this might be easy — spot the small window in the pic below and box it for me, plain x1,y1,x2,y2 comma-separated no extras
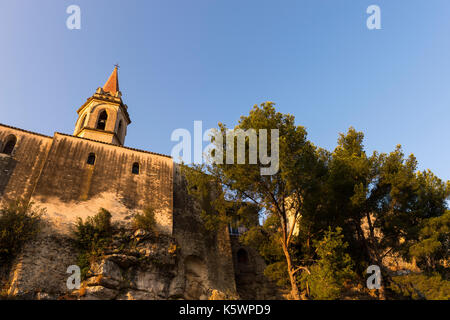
87,153,96,165
96,110,108,130
2,135,17,155
118,120,122,131
132,162,140,175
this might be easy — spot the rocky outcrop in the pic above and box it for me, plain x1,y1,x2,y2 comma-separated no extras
4,221,77,299
0,165,275,300
1,202,239,300
73,228,178,300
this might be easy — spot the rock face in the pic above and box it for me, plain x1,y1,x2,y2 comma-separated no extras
1,218,238,300
171,165,238,300
6,222,77,299
0,158,283,300
74,229,178,300
0,166,240,300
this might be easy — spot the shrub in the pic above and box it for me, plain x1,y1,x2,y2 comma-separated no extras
73,208,113,279
209,289,238,300
301,227,356,300
409,211,449,271
390,272,450,300
264,261,290,287
0,199,43,263
133,207,156,232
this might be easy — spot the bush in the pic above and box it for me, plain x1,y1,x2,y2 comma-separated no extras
73,208,113,279
390,272,450,300
409,211,449,271
133,207,156,232
209,289,238,300
264,261,290,287
301,227,356,300
0,200,42,263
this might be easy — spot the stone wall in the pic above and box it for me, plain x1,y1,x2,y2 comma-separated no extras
171,165,237,299
30,133,173,235
6,222,77,299
0,125,53,201
0,125,173,235
0,125,240,300
1,166,238,300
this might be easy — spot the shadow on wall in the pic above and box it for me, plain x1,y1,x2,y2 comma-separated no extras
184,255,208,300
0,157,18,199
0,134,18,197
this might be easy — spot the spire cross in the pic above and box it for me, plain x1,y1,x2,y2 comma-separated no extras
114,63,120,69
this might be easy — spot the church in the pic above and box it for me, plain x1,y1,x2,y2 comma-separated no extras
0,66,173,234
0,67,276,299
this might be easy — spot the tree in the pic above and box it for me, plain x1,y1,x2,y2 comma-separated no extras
184,102,326,299
409,210,449,271
182,105,450,300
240,213,289,287
326,128,449,299
301,227,355,300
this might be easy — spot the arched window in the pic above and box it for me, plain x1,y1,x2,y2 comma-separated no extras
132,162,140,175
237,249,249,265
81,114,87,128
87,153,96,165
2,135,17,155
118,120,122,132
96,110,108,130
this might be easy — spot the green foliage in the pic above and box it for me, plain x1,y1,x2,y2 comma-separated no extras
301,227,356,300
0,200,42,263
409,211,449,271
182,103,450,299
240,214,284,264
390,272,450,300
133,207,156,232
264,262,290,287
181,164,233,231
73,208,113,279
322,127,450,277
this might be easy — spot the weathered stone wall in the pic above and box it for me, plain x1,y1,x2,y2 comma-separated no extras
2,165,238,300
0,125,240,300
171,164,237,299
30,133,173,235
0,125,53,201
230,236,285,300
6,222,77,299
0,125,173,235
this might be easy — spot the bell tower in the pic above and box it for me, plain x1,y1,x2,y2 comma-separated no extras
73,65,131,146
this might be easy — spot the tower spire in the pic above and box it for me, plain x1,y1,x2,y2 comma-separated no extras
74,65,130,146
103,65,119,95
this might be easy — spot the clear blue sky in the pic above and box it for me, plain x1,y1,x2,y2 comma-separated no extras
1,0,449,181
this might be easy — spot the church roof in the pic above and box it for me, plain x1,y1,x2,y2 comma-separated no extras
103,65,119,95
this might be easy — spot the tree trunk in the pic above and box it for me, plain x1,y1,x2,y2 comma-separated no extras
378,281,387,300
365,213,388,300
282,241,301,300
